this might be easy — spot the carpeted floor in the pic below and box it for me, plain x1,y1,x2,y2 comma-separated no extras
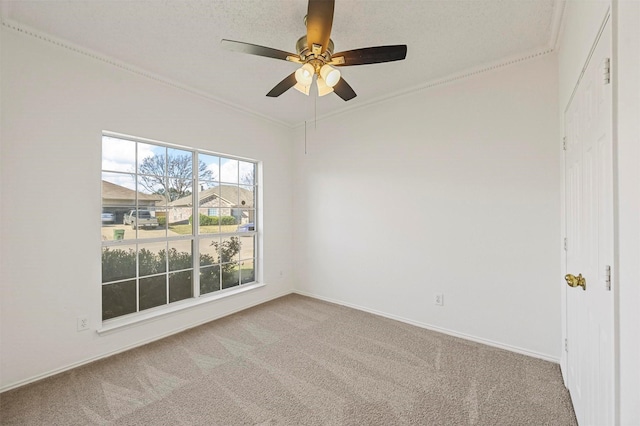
0,294,577,425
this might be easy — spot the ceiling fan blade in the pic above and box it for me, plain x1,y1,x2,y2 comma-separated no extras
332,45,407,66
306,0,335,53
333,78,357,101
266,72,298,97
221,39,297,62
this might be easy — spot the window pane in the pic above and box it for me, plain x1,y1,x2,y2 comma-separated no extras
102,211,135,242
236,209,255,231
166,176,193,204
220,158,239,184
219,184,239,206
200,237,220,266
139,275,167,311
166,187,194,235
102,137,135,172
102,280,136,320
169,271,192,302
199,154,219,182
102,172,137,203
167,147,192,179
240,259,255,284
138,242,167,277
199,180,218,191
102,245,136,283
221,262,239,289
155,207,168,232
239,161,255,185
198,185,220,234
131,206,166,240
239,185,255,208
137,175,165,205
239,235,255,261
169,240,192,271
138,143,166,176
219,236,240,264
200,265,221,295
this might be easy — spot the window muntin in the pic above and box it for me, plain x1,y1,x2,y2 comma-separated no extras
101,134,258,322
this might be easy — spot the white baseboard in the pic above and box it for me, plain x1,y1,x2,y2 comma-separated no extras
293,290,561,364
0,289,293,394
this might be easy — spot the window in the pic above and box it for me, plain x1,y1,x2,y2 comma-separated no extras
101,134,258,321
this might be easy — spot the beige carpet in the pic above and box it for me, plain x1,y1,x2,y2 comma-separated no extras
1,294,576,425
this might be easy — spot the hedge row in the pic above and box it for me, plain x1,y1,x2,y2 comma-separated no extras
189,214,237,226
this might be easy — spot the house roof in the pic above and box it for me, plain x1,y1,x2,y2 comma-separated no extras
168,185,254,208
102,180,164,202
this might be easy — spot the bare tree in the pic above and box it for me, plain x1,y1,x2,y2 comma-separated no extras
138,154,213,201
240,163,255,186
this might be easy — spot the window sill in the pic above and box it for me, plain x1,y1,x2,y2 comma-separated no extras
97,282,265,335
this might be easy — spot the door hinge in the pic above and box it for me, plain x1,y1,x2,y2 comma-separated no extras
605,265,611,291
603,58,611,85
563,237,568,251
565,338,568,352
563,137,567,151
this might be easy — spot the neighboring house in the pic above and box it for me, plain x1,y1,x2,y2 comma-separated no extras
168,185,254,225
101,180,164,223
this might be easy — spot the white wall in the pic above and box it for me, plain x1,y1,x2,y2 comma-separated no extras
0,28,294,390
293,54,561,360
557,2,640,423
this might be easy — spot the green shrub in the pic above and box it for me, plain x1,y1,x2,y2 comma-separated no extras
220,216,237,225
102,240,241,317
102,247,135,283
157,216,166,226
188,214,237,226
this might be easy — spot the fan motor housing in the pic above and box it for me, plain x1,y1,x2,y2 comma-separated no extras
296,36,334,63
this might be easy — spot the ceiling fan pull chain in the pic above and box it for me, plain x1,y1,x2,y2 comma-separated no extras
305,121,307,155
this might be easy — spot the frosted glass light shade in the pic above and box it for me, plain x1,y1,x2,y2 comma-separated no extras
320,64,341,87
295,63,315,86
317,76,334,97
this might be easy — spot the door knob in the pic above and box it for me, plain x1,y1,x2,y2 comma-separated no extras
565,273,586,290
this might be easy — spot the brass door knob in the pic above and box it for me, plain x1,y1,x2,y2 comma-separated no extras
565,273,586,290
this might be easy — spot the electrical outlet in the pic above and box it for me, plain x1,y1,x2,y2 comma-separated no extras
434,293,444,306
77,316,89,331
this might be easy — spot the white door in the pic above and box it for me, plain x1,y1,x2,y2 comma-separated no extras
564,17,615,426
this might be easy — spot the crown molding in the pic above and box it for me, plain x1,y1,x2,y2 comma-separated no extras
295,47,555,128
3,16,557,132
1,19,295,129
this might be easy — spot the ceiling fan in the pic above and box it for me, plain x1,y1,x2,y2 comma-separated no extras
221,0,407,101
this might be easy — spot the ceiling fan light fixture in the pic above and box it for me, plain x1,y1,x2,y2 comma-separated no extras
320,64,341,87
295,63,315,86
317,75,334,97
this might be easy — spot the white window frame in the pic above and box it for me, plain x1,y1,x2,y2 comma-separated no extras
99,131,261,332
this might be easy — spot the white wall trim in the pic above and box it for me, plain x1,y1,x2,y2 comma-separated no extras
0,19,294,130
294,290,561,364
293,47,555,128
1,17,556,132
0,289,293,394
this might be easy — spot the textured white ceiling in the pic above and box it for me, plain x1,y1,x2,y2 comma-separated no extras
2,0,561,126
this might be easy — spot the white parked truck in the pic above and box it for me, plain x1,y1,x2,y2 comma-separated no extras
123,210,159,229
